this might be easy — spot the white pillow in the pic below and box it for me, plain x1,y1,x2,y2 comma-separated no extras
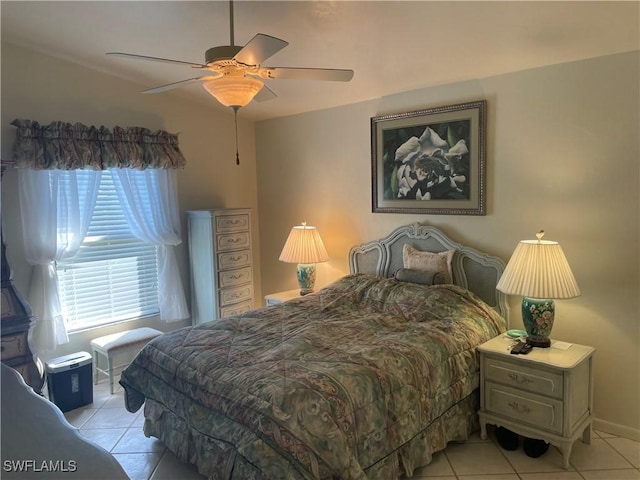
402,244,454,284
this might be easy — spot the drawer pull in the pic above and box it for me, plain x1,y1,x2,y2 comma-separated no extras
507,372,533,385
508,401,532,415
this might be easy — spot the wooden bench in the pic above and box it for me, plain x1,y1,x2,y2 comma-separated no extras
90,327,162,394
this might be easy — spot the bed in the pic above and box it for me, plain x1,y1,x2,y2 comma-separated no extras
120,223,509,480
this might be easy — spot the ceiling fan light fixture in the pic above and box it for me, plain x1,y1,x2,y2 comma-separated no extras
202,75,264,108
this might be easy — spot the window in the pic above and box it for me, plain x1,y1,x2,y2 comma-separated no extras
57,171,159,331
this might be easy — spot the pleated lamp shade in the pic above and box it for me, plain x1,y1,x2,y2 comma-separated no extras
497,237,580,299
279,224,329,265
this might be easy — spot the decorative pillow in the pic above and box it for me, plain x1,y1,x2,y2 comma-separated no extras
394,268,446,286
402,244,454,284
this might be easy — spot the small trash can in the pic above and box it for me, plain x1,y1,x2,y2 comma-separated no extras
45,351,93,412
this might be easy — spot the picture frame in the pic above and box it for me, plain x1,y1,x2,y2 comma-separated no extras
371,100,486,215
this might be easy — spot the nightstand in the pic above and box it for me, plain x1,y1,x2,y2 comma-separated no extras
478,335,594,469
264,289,302,306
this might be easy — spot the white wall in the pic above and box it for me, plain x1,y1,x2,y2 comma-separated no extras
1,43,263,359
255,51,640,439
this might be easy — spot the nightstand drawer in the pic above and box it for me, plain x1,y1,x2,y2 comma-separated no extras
485,381,563,434
484,357,563,399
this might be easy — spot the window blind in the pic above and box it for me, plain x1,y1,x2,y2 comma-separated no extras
57,171,159,331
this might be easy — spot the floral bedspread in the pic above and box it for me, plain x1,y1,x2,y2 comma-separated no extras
120,274,505,480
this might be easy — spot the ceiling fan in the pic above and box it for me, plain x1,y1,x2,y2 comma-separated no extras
106,0,354,111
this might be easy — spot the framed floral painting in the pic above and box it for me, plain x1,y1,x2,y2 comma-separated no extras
371,100,486,215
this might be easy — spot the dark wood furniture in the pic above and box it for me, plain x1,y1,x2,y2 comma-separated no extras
1,162,44,393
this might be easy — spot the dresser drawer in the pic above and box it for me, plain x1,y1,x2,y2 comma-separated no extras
485,381,563,434
218,250,251,270
220,300,253,318
1,331,29,360
484,357,563,399
219,284,253,307
219,267,252,288
216,232,250,252
216,214,250,233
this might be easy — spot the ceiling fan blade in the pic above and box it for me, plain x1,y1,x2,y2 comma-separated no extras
260,67,354,82
142,75,219,94
234,34,288,66
254,84,277,103
107,52,207,69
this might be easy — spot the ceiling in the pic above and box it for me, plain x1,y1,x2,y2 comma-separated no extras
2,1,638,121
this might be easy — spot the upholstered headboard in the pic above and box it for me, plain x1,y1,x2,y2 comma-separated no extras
348,223,509,321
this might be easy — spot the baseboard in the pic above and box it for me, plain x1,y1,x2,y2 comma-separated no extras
593,417,640,441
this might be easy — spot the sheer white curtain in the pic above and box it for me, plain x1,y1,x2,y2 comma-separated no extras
111,168,189,322
18,169,100,352
13,119,189,347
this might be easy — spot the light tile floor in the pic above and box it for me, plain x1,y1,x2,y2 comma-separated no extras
62,378,640,480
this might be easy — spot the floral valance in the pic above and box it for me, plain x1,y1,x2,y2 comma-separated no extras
11,119,186,170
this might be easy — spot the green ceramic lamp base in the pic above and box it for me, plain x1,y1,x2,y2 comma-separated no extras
522,297,555,348
297,263,317,296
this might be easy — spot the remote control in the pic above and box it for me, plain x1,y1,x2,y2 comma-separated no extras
520,343,533,355
510,342,525,354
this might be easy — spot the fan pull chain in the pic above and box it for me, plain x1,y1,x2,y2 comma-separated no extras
233,106,240,165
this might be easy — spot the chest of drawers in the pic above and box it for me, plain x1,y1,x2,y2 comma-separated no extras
187,209,254,324
478,335,594,469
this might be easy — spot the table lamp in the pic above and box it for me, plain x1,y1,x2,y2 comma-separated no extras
496,231,580,347
279,222,329,295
